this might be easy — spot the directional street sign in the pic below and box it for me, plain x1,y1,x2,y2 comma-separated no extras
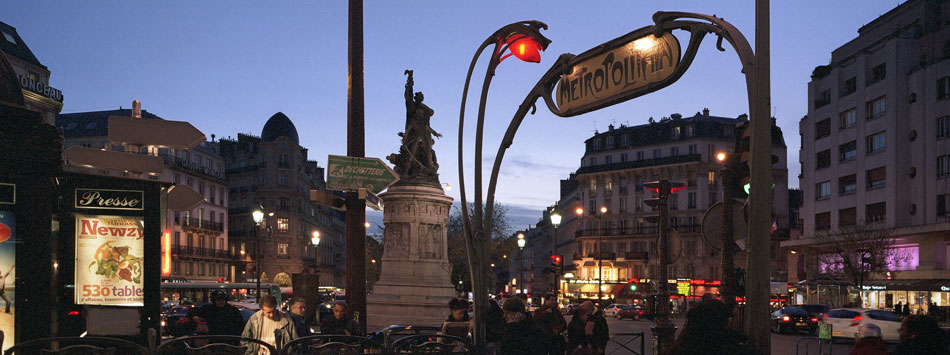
326,155,399,194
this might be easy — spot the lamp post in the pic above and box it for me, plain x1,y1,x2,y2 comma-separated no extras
311,230,321,283
716,151,739,313
517,233,525,295
251,209,264,301
456,20,550,351
550,212,561,296
575,207,583,301
598,206,607,302
644,180,685,354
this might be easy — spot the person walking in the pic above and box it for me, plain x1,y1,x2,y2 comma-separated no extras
533,293,567,355
318,301,362,336
446,298,470,322
499,297,543,355
190,290,244,336
286,297,311,337
894,301,903,317
848,323,887,355
892,315,949,355
241,295,297,355
664,299,755,355
567,301,609,355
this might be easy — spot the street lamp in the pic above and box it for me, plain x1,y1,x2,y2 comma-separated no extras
597,206,607,302
251,208,265,300
550,212,561,297
517,233,526,295
311,230,321,287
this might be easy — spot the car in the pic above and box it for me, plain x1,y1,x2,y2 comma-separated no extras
795,304,831,319
561,304,578,315
368,325,443,349
821,308,901,342
161,305,197,337
602,304,622,317
527,304,540,312
617,305,646,320
770,307,819,334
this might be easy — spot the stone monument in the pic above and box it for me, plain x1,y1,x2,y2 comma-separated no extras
367,71,456,327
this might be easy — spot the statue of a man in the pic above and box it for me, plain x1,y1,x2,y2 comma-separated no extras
388,70,442,184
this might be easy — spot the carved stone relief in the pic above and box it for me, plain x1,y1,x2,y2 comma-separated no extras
418,223,443,259
384,222,409,258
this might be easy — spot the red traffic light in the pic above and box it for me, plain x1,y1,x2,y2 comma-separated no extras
217,277,224,283
505,36,543,63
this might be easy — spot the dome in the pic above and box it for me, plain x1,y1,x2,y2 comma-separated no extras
261,112,299,145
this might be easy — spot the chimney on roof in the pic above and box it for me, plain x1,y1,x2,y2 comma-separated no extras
608,124,614,131
211,134,215,142
671,113,682,120
738,114,749,121
132,100,141,118
703,108,709,118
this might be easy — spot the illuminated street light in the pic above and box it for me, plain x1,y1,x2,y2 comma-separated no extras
717,152,727,162
311,231,321,246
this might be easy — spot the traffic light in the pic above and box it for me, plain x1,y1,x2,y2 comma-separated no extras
735,121,780,196
630,284,637,291
550,255,561,266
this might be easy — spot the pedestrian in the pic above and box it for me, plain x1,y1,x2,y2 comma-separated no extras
318,301,362,336
567,300,609,355
895,301,903,316
848,323,887,355
241,295,297,355
532,293,567,355
902,303,911,317
286,297,311,337
446,298,470,322
190,290,245,336
665,299,755,355
499,296,544,355
485,298,505,354
892,315,949,355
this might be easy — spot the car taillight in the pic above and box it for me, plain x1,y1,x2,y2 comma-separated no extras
782,315,790,322
822,314,829,320
850,315,862,326
67,311,79,316
811,317,818,322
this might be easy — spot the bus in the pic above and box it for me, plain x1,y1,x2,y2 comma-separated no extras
160,282,283,309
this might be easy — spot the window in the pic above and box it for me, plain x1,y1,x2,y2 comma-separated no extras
866,202,886,222
937,194,947,217
815,212,831,230
939,77,950,100
839,207,856,226
590,179,597,194
278,198,289,211
605,177,612,194
688,144,697,154
840,108,856,129
1,31,15,44
621,135,629,147
605,155,612,164
279,174,289,186
816,181,831,200
939,116,950,138
278,243,289,255
620,153,628,162
637,151,644,160
870,63,886,83
839,174,856,196
816,118,831,139
708,171,716,185
839,141,857,162
591,139,601,150
687,192,696,209
866,167,886,189
816,149,831,169
606,136,614,148
589,157,597,166
866,96,886,120
815,89,831,108
841,77,856,96
686,125,695,137
277,218,290,232
939,155,950,178
672,126,681,139
653,149,661,158
867,132,885,154
670,147,679,156
619,198,627,213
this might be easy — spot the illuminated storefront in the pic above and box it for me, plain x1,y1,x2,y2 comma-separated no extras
858,280,950,314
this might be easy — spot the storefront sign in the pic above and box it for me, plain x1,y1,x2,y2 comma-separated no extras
861,285,887,291
75,215,145,306
555,32,680,114
676,280,691,296
17,75,63,102
74,188,144,211
941,286,949,292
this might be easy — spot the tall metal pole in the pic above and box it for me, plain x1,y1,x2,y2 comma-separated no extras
345,0,367,332
720,154,737,314
651,180,675,354
552,224,558,295
255,226,261,300
519,247,524,295
598,232,603,303
745,0,772,353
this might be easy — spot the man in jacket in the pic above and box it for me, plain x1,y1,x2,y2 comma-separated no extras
533,293,567,355
500,297,544,355
191,290,245,336
241,295,297,355
319,301,362,336
567,301,609,354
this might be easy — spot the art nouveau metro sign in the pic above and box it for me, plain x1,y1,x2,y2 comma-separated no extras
555,32,680,114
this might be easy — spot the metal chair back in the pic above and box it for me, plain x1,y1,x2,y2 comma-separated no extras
155,335,277,355
3,336,149,355
282,335,383,355
389,334,472,354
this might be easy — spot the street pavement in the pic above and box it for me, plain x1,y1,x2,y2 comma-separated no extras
576,315,895,355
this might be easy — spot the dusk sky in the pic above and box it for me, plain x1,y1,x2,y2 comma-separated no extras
2,1,902,228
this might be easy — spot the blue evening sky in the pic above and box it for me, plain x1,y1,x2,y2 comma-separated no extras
2,1,901,228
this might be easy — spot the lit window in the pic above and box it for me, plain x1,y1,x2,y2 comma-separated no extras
278,243,289,255
278,218,290,232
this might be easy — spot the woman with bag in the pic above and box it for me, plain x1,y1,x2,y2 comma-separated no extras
567,301,608,355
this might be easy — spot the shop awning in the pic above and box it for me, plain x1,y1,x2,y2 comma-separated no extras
166,184,205,211
64,146,164,175
610,284,627,296
108,115,206,149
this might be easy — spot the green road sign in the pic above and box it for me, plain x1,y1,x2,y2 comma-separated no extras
818,324,832,340
326,155,399,194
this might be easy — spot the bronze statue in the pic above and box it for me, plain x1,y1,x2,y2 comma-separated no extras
388,70,442,186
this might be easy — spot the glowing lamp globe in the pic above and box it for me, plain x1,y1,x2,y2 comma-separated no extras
506,36,543,63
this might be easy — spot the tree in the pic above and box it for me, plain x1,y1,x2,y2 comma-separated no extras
812,221,906,305
365,232,383,291
447,203,512,294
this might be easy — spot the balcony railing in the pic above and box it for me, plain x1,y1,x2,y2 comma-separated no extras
172,246,233,259
159,154,225,180
183,217,224,232
226,161,266,175
575,224,700,238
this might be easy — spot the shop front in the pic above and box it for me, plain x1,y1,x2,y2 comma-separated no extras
858,280,950,314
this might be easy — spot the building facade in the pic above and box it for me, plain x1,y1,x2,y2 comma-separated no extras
789,0,950,311
56,108,232,283
219,112,346,288
566,110,789,303
0,21,63,126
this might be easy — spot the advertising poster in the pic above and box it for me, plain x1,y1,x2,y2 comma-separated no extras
0,210,15,351
75,215,144,306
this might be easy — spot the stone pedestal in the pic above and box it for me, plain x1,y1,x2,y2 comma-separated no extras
367,184,456,328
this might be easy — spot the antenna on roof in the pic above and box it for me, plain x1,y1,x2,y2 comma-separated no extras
592,120,598,134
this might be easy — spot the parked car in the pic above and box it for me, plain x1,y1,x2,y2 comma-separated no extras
162,305,197,337
368,325,443,349
821,308,901,342
617,305,646,320
795,304,831,319
770,307,819,334
602,304,622,317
